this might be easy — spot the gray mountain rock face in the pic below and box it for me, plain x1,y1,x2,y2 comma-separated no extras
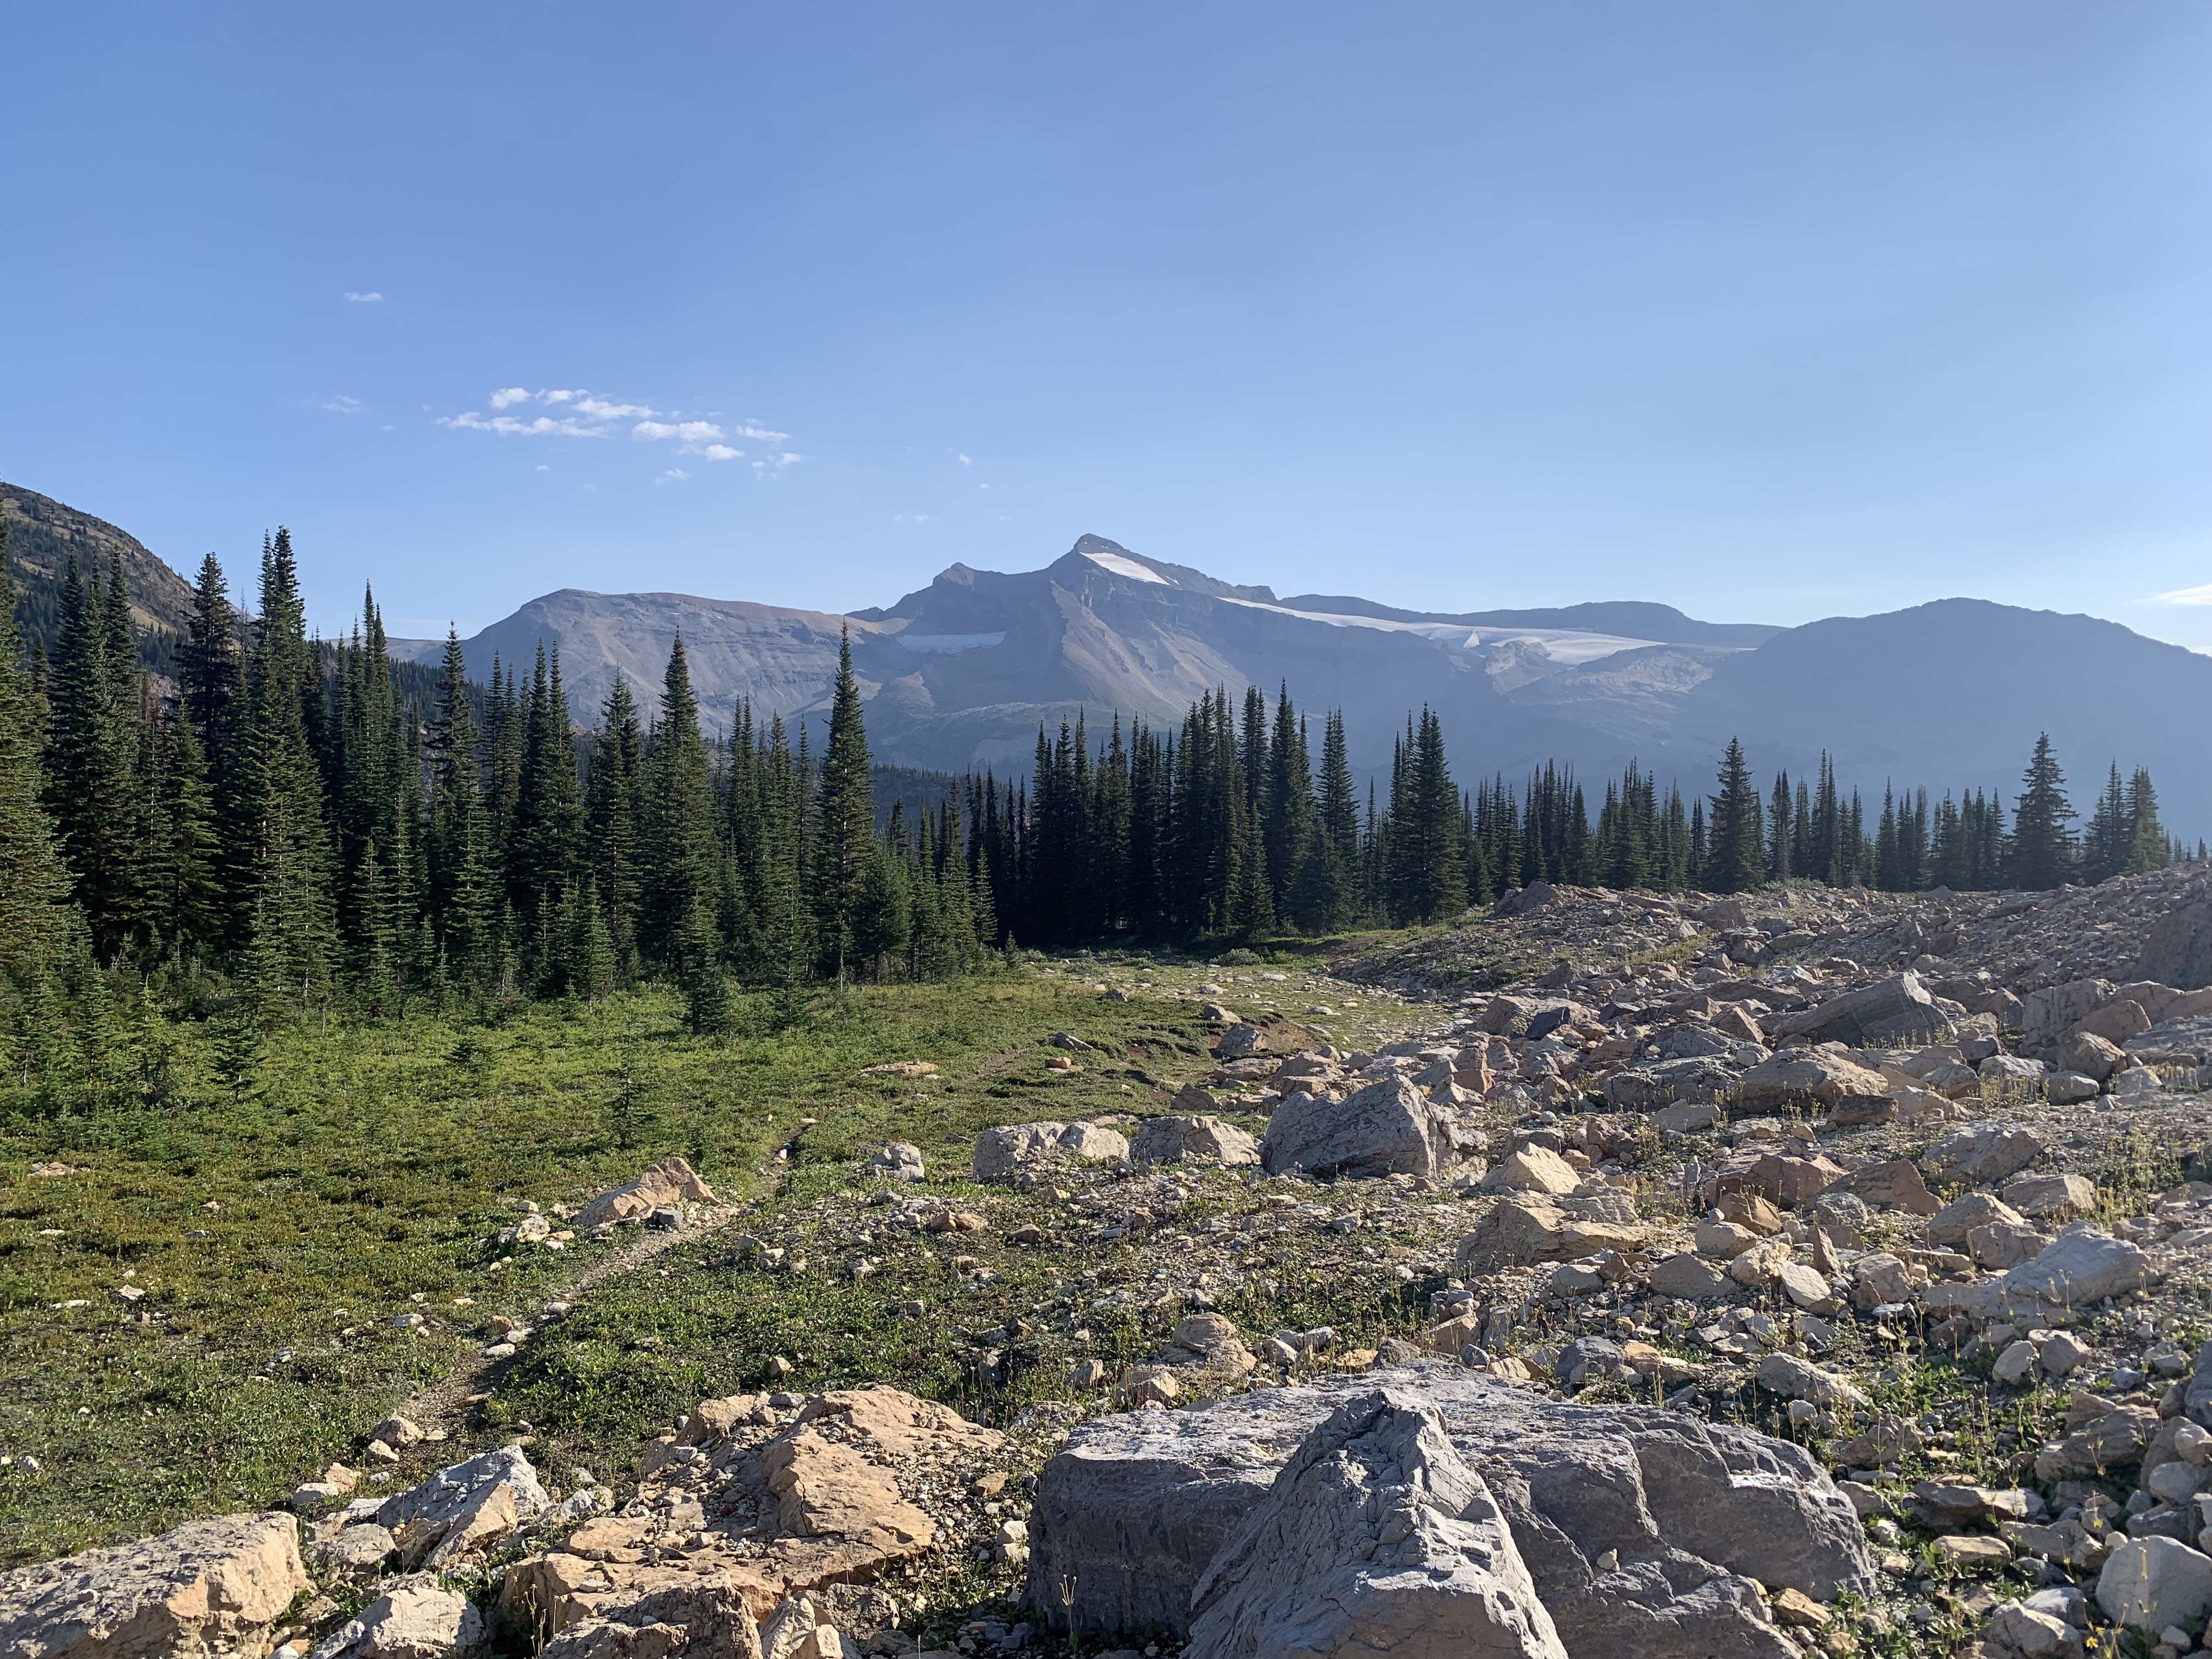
1025,1361,1871,1656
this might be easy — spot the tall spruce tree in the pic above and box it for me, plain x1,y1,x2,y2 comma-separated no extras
1706,737,1764,894
2008,733,2076,890
809,629,878,978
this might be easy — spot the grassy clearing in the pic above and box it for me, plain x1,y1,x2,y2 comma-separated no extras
1,963,1352,1564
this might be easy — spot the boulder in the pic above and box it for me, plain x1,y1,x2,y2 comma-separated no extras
1926,1193,2024,1248
578,1156,716,1228
1216,1023,1268,1060
2055,1032,2128,1083
1967,1221,2050,1270
1458,1197,1645,1272
1261,1076,1470,1180
1776,973,1948,1047
1833,1159,1942,1217
1754,1353,1867,1408
2036,1406,2160,1481
1130,1115,1261,1169
1979,1054,2048,1085
2046,1072,2102,1104
377,1446,549,1568
1493,880,1562,918
535,1581,762,1659
1602,1059,1739,1111
1650,1102,1721,1135
1980,1231,2158,1320
860,1143,926,1183
2097,1536,2212,1632
2001,1173,2098,1224
0,1511,308,1659
1183,1392,1567,1659
1735,1050,1891,1113
1481,1146,1581,1197
1026,1361,1871,1654
972,1121,1130,1183
308,1583,487,1659
2022,979,2119,1049
1920,1122,2045,1187
2069,1000,2152,1047
1648,1253,1730,1300
2141,900,2212,991
1716,1150,1846,1209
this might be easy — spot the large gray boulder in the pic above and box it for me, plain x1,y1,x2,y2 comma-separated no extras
2021,979,2118,1051
2141,898,2212,991
308,1583,487,1659
1131,1115,1261,1169
1734,1049,1890,1113
972,1120,1131,1183
1775,972,1947,1047
1261,1076,1470,1180
0,1511,309,1659
1602,1058,1739,1111
1920,1122,2045,1187
1026,1361,1871,1656
377,1447,549,1568
1185,1392,1566,1659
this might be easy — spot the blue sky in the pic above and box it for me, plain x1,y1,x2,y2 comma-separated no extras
3,4,2207,646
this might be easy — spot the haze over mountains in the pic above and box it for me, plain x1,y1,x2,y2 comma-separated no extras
8,484,2209,833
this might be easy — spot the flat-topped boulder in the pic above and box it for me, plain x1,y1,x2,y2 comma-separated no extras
0,1510,308,1659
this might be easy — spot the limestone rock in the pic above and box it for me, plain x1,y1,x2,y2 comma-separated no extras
1648,1252,1730,1300
2035,1406,2159,1481
579,1157,717,1228
972,1121,1130,1183
2022,979,2118,1051
377,1446,549,1568
1183,1391,1567,1659
1216,1023,1268,1060
1602,1058,1739,1111
1926,1193,2024,1248
1028,1360,1870,1654
2097,1536,2212,1632
2055,1031,2128,1082
537,1581,763,1659
1458,1197,1644,1272
1480,1146,1581,1197
860,1143,926,1183
2001,1173,2097,1223
0,1510,308,1659
1130,1115,1261,1169
1920,1122,2045,1186
1833,1159,1942,1217
1983,1231,2159,1321
1262,1076,1469,1180
1755,1353,1867,1408
1775,972,1948,1047
1734,1050,1891,1113
308,1583,487,1659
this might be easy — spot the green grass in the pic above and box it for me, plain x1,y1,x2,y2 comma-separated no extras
0,971,1244,1564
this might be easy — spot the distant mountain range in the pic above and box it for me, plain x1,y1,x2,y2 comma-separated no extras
9,482,2209,833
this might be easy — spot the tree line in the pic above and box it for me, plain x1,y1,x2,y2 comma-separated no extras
1,515,2197,1098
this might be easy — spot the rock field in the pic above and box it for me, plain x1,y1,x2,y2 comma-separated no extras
20,868,2212,1656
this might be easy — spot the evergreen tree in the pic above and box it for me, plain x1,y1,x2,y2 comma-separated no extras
641,634,725,983
1383,708,1463,923
427,630,496,986
809,629,878,978
2126,768,2168,877
2008,733,2077,890
234,529,336,1006
584,673,645,974
1706,737,1764,894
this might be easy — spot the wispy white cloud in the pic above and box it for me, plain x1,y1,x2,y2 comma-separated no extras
895,512,930,523
956,452,972,466
2151,583,2212,607
438,386,789,466
344,291,383,303
656,469,691,485
633,419,723,444
753,452,803,477
322,394,363,415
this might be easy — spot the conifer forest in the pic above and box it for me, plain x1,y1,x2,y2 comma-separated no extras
0,523,2196,1104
